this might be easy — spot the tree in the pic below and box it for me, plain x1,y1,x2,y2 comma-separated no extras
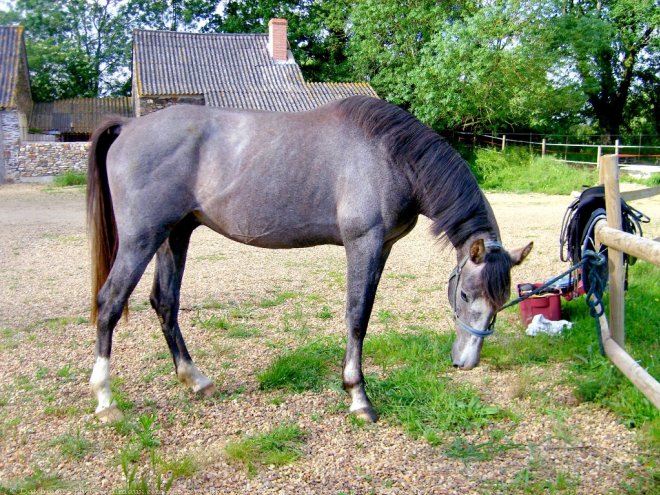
0,0,131,101
122,0,219,32
554,0,659,139
215,0,353,81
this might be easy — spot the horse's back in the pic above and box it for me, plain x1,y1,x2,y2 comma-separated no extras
105,103,415,248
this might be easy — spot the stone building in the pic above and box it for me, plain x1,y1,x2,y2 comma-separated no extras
0,26,32,182
132,18,377,116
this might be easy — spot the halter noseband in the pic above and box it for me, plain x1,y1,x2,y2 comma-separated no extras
449,240,502,338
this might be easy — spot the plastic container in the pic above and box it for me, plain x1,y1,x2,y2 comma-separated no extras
518,283,562,326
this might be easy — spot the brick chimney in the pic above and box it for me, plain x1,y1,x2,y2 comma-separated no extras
268,18,289,62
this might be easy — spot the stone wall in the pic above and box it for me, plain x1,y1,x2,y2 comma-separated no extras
14,142,89,178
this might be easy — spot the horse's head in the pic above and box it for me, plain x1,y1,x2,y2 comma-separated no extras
448,238,533,370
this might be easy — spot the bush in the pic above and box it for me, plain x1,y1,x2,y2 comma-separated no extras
467,147,596,194
53,171,87,187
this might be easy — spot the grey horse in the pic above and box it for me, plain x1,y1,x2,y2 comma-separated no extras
87,96,532,422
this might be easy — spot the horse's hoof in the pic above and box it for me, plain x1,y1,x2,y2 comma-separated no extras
352,407,379,423
196,382,216,398
96,404,123,423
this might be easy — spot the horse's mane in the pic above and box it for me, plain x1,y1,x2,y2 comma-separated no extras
335,96,510,307
334,96,492,248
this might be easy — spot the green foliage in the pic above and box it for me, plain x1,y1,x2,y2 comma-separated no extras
224,423,306,476
49,429,92,460
469,148,596,194
444,433,522,462
0,469,65,494
258,340,343,392
52,171,87,188
113,414,199,494
368,365,503,437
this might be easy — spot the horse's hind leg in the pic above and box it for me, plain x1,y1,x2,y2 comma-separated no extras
343,231,392,423
150,218,215,396
91,236,164,421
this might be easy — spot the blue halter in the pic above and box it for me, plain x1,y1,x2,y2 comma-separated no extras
449,241,502,338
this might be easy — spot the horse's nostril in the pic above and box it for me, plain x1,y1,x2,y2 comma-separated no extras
453,363,460,368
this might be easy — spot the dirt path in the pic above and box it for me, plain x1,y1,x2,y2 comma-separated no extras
0,183,658,494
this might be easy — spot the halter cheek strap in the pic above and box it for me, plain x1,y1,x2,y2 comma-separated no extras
449,240,503,338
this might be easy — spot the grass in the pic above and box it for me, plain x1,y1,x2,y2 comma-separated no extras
111,414,199,494
52,171,87,187
467,147,596,194
0,469,66,494
49,429,92,459
224,423,306,476
258,339,343,392
483,261,659,439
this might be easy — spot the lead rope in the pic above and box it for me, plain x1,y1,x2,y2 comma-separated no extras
500,250,608,355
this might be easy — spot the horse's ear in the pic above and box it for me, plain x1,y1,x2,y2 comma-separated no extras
469,239,486,264
509,242,533,266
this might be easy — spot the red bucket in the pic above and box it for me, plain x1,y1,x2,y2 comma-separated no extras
518,283,562,326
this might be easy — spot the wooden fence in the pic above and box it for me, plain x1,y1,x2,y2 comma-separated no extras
593,155,660,409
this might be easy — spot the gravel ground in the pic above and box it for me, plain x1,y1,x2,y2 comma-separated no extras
0,182,658,494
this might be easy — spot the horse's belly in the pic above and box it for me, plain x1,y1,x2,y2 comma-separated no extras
196,208,342,249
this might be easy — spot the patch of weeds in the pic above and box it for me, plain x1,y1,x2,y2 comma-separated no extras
49,429,92,459
376,309,394,328
282,305,311,338
259,291,298,308
0,469,66,494
43,316,88,330
192,314,231,331
14,375,34,392
115,448,198,495
56,364,74,380
111,379,135,413
327,270,345,289
1,416,22,437
224,423,306,476
369,366,502,438
386,272,418,281
34,365,49,380
445,431,522,462
110,417,136,437
52,171,87,187
316,305,333,320
43,405,78,418
258,339,343,393
130,300,152,312
142,364,172,384
136,414,161,449
226,325,261,339
364,330,454,371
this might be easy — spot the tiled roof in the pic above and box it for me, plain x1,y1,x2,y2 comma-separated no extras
29,97,133,133
0,26,25,108
134,29,377,112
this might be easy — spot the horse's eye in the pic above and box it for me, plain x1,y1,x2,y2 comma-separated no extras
460,291,469,302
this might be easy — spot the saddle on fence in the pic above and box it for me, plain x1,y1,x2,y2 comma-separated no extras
559,185,649,293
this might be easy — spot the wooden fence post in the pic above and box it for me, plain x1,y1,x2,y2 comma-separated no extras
501,135,506,152
601,154,625,347
542,139,546,158
597,146,603,183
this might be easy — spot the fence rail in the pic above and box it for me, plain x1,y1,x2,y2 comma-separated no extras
454,132,660,170
594,155,660,409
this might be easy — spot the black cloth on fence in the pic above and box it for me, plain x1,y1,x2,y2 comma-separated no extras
559,185,649,292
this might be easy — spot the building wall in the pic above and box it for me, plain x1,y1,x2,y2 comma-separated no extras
137,95,205,116
2,109,22,179
12,141,89,178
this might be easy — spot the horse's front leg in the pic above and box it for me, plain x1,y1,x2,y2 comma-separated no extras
343,231,391,423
